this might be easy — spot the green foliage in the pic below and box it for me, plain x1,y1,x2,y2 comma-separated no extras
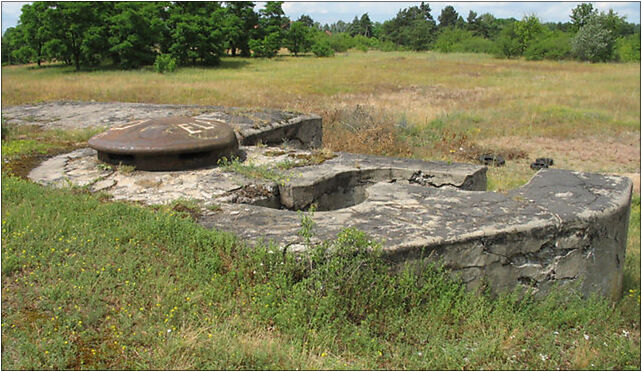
434,28,474,53
168,3,226,66
450,36,499,54
572,15,616,62
524,31,573,61
348,13,374,37
495,23,522,58
326,33,352,52
381,3,437,50
438,6,459,29
17,2,52,66
108,2,167,69
284,22,312,56
513,15,546,54
615,34,641,62
311,38,335,57
223,2,258,57
250,1,287,58
153,54,177,73
570,3,598,32
249,33,282,58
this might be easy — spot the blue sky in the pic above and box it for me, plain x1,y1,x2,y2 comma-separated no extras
2,1,640,34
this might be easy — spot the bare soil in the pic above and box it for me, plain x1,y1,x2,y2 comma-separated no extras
477,133,641,193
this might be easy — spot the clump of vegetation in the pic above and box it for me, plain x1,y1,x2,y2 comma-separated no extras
524,32,573,61
615,34,641,62
311,39,335,57
153,54,177,74
217,156,285,183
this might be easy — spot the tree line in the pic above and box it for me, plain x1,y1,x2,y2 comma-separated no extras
2,1,640,71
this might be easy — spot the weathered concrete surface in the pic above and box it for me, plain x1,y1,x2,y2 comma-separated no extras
28,147,486,209
2,101,322,148
199,169,631,300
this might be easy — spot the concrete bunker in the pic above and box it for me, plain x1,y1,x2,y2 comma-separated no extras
16,101,633,301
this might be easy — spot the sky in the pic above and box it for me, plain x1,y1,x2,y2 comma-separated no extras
2,1,640,34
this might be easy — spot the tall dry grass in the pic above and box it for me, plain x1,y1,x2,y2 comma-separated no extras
2,51,640,177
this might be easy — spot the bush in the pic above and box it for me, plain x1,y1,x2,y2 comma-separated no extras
494,23,522,58
451,36,500,55
153,53,177,73
434,28,474,53
524,32,573,60
327,33,353,53
615,34,641,62
373,39,399,52
249,33,281,58
311,39,335,57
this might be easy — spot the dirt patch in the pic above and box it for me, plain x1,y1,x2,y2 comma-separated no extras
477,133,640,174
333,84,490,116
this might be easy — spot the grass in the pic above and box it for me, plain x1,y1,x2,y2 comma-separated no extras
1,51,640,369
1,173,640,369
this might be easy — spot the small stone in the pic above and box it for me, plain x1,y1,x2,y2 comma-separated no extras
92,179,116,191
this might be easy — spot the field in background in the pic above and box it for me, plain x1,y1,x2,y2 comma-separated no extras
1,51,640,369
2,51,640,186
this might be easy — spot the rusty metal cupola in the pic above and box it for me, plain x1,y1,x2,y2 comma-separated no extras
88,117,239,171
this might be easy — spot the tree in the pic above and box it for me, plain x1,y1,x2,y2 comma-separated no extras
348,16,361,36
466,10,479,32
438,5,459,29
572,13,616,62
108,2,168,69
18,2,53,66
168,2,226,66
250,1,288,57
495,22,522,58
2,26,30,64
570,3,597,32
297,14,314,28
477,13,501,39
43,2,112,71
328,20,348,33
284,21,312,55
381,3,437,50
359,13,373,37
513,15,545,54
224,2,258,57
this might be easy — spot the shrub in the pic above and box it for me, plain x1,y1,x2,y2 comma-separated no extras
153,53,176,73
615,34,641,62
451,36,500,55
311,39,335,57
327,33,353,53
494,23,522,58
524,32,573,60
249,33,281,58
434,28,474,53
374,39,399,52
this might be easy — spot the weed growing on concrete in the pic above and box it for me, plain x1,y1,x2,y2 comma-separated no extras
218,156,286,183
